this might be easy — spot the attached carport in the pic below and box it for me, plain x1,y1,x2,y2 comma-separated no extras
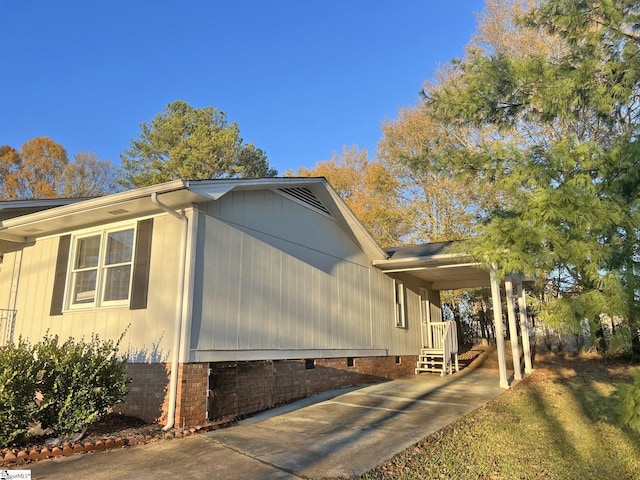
373,241,533,389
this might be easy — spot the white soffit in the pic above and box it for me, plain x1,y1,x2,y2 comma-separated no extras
0,181,209,240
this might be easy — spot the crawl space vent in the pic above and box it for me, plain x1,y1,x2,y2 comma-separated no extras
278,187,331,216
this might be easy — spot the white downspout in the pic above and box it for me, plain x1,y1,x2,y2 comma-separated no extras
150,192,188,432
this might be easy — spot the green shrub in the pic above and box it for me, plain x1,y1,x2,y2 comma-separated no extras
617,369,640,434
0,338,43,446
36,333,131,436
0,332,130,447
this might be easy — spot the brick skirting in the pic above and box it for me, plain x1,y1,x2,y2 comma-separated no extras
117,355,418,428
208,355,418,423
117,363,170,424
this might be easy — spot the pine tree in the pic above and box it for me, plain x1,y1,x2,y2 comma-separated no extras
425,0,640,353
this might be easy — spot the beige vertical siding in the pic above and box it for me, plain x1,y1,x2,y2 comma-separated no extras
0,214,182,361
190,189,424,360
0,188,437,363
429,288,443,322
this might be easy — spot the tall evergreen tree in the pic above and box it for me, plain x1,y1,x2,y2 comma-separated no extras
120,100,276,188
425,0,640,352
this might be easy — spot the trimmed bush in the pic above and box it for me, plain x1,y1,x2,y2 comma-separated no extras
36,333,131,436
0,332,130,447
0,338,43,446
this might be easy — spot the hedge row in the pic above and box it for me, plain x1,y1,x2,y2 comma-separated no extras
0,334,130,447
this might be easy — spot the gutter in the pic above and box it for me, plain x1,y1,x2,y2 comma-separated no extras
150,192,188,431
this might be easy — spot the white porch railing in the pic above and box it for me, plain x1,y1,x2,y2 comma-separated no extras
416,321,459,375
0,309,17,346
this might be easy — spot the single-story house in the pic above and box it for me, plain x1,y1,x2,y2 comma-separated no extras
0,178,532,428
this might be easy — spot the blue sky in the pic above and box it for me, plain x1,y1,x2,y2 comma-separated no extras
1,1,485,174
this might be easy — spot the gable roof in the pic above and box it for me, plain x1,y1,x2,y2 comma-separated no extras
0,178,388,262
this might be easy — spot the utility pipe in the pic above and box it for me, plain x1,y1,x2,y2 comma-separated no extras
150,192,188,431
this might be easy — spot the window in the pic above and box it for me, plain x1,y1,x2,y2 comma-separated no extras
50,219,153,316
68,226,135,308
394,279,407,328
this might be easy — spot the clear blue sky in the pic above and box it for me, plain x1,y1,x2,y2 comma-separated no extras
1,1,485,174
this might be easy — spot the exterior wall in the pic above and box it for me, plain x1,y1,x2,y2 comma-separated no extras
0,187,440,427
429,288,443,323
385,272,442,348
118,363,170,424
117,362,208,427
0,213,182,360
121,355,419,428
208,355,418,422
174,363,209,428
190,189,425,362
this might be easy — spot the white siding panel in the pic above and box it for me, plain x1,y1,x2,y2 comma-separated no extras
190,189,425,360
5,214,181,361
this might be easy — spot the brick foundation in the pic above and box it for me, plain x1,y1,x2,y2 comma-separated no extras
117,363,170,424
174,363,209,428
116,362,208,427
208,355,418,423
117,355,418,428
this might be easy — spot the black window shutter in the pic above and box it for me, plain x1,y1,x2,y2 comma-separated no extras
130,218,153,310
50,234,71,316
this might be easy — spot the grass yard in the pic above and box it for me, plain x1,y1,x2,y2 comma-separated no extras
355,353,640,480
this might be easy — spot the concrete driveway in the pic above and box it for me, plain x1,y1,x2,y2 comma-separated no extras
22,367,506,480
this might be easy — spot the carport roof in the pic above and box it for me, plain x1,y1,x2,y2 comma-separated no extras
373,240,491,291
385,241,456,260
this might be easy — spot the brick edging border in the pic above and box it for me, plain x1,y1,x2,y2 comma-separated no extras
0,424,219,467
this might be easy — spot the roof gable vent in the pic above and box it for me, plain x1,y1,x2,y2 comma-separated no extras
277,187,332,216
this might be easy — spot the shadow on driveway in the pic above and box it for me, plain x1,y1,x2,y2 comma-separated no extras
22,367,507,480
204,367,507,478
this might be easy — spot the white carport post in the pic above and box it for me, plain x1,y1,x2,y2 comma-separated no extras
504,275,522,381
490,265,510,389
516,276,533,374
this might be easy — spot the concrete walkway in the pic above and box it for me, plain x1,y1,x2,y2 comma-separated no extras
21,367,506,480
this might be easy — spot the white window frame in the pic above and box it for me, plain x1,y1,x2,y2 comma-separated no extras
66,222,137,310
394,279,407,328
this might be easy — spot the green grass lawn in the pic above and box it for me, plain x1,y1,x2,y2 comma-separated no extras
355,353,640,480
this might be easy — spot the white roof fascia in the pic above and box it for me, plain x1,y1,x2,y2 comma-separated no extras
184,182,236,201
188,178,388,262
0,198,90,210
0,180,190,230
185,177,329,199
0,231,27,243
372,252,472,269
0,178,389,263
